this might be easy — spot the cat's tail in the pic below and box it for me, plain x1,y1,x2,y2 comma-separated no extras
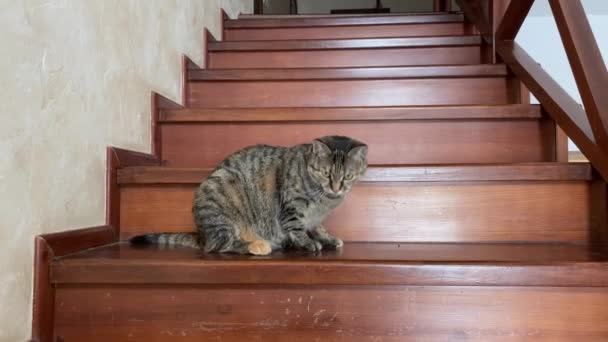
129,232,201,249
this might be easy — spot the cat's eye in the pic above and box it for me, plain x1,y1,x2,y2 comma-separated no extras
322,170,330,177
344,173,354,180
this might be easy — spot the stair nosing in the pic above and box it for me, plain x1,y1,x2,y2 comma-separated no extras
188,64,508,81
159,105,542,123
228,13,465,28
208,35,481,52
117,163,593,185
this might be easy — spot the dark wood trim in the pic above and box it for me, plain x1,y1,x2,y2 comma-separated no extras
556,126,569,162
106,147,160,236
220,8,229,41
117,163,592,185
549,0,608,152
434,0,452,12
189,64,508,81
254,0,263,15
31,237,54,342
495,0,534,41
159,104,541,122
496,41,608,181
32,225,117,342
52,255,608,287
591,176,608,255
152,93,183,159
208,35,481,51
225,13,465,28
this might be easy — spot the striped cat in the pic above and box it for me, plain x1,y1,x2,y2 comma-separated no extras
131,135,368,255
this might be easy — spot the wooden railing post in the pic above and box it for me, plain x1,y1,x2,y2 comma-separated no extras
549,0,608,152
434,0,452,12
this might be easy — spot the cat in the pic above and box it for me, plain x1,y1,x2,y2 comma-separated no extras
130,135,368,255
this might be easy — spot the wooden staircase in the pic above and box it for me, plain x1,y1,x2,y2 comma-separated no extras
33,8,608,342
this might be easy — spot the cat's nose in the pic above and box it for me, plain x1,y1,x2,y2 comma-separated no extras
331,179,341,193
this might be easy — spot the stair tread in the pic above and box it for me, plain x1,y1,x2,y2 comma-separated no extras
209,35,481,51
117,163,592,185
230,13,464,28
160,104,542,122
188,64,508,81
52,242,608,286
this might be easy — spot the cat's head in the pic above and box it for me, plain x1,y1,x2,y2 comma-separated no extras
307,136,368,198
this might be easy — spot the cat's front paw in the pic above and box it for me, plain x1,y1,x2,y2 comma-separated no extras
322,237,344,250
302,240,323,253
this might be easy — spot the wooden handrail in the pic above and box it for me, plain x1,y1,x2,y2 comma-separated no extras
458,0,608,181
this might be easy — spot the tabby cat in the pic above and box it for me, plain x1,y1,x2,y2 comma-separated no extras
131,135,368,255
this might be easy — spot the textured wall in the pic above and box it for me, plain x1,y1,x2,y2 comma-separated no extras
0,0,251,340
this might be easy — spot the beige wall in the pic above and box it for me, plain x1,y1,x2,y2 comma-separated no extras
0,0,252,340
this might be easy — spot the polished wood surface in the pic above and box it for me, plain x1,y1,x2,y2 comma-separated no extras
189,78,511,107
225,22,471,40
160,105,542,122
117,164,592,185
32,225,117,342
160,119,555,167
106,147,159,236
54,286,608,341
210,36,481,51
119,180,591,243
497,41,608,181
209,46,482,68
550,0,608,151
226,13,466,28
52,242,607,286
189,64,507,81
495,0,534,40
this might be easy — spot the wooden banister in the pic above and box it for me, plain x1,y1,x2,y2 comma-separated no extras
549,0,608,152
459,0,608,181
495,0,534,40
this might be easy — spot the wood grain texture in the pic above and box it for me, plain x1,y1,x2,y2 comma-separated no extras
226,13,465,28
550,0,608,151
209,36,481,51
54,286,608,341
496,41,608,181
117,164,593,185
189,78,512,108
159,119,555,167
495,0,534,40
32,225,117,342
152,93,183,158
52,242,607,286
209,46,482,68
106,147,159,235
119,181,591,243
189,64,508,81
160,105,542,122
224,22,471,40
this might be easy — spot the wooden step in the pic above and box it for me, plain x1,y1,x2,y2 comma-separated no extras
157,105,560,167
116,164,594,244
209,36,482,68
225,21,472,41
229,13,465,28
52,242,608,340
53,242,606,285
187,65,516,107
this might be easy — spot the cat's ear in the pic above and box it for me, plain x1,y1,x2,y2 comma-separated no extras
312,139,332,157
348,145,368,162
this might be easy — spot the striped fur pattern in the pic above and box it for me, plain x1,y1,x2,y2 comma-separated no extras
131,136,367,255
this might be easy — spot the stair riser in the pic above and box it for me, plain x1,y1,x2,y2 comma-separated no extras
159,119,558,168
209,47,481,68
224,23,472,40
119,181,591,243
188,78,514,107
55,286,608,341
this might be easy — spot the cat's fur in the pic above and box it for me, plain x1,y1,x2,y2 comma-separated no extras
130,136,367,255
